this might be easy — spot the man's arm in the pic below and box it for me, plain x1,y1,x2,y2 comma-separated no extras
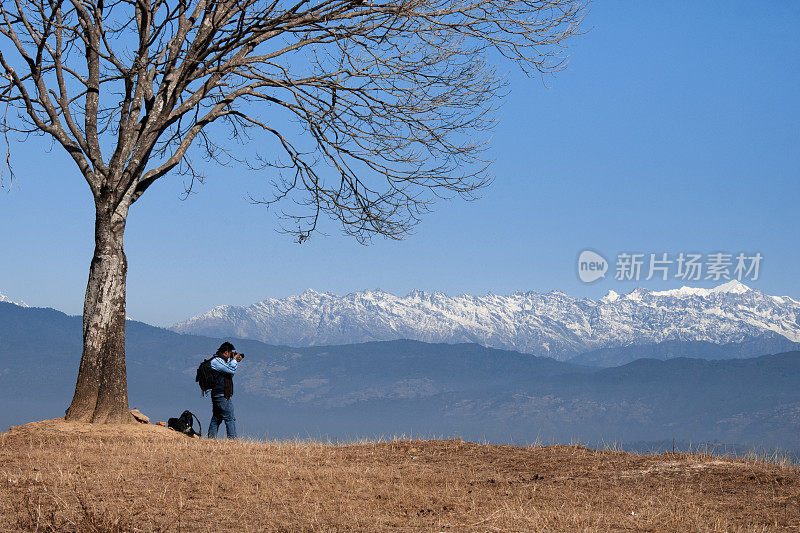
211,356,238,375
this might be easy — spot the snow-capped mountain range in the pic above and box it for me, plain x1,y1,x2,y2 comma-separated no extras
170,281,800,360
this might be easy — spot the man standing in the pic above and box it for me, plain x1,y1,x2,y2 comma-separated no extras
208,341,243,439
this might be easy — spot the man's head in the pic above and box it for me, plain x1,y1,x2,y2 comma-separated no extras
216,341,235,358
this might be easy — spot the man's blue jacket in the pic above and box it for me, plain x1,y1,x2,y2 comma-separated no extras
210,356,238,399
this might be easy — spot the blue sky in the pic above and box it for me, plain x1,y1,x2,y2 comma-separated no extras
1,2,798,326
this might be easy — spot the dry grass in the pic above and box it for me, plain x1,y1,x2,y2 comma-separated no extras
1,419,799,532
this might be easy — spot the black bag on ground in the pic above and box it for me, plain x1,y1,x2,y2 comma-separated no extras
168,410,202,437
196,357,216,396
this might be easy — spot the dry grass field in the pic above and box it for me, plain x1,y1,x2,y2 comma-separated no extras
1,419,799,532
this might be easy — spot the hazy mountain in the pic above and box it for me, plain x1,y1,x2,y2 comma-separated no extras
170,281,800,361
570,334,800,367
2,301,799,451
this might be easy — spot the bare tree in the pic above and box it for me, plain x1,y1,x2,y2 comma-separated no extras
0,0,585,423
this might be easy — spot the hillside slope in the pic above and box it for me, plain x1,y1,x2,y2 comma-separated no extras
1,420,798,532
2,302,800,449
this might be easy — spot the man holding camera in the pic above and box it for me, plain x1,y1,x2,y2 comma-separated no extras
207,341,244,439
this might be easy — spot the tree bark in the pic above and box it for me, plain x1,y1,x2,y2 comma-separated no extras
66,195,134,424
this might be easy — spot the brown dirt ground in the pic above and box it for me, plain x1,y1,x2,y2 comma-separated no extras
1,419,799,532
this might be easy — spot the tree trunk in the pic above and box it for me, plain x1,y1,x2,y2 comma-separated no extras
65,196,134,424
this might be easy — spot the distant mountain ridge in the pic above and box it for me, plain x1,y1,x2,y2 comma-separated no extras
170,281,800,361
2,301,800,449
570,334,800,367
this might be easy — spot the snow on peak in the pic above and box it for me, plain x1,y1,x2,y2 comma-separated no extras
0,291,28,307
711,280,751,294
625,287,649,301
602,290,620,303
651,280,752,298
